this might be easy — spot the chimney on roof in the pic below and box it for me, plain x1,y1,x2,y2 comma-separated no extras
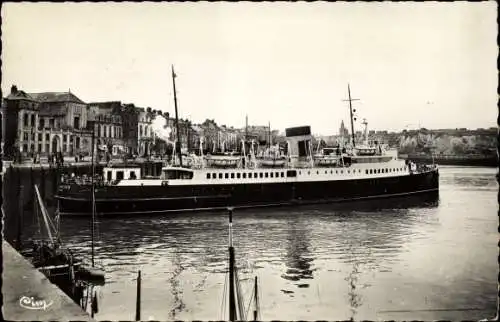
11,85,18,94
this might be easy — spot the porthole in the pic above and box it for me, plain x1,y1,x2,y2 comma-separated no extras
369,169,373,174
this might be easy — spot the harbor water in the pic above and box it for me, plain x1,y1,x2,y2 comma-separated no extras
10,166,499,320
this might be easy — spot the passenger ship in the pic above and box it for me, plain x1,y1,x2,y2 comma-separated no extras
55,72,439,216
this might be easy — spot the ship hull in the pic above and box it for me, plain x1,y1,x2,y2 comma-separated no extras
55,170,439,216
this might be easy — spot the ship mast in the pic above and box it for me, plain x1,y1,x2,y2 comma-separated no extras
245,115,248,142
90,116,95,267
343,84,359,148
172,65,183,167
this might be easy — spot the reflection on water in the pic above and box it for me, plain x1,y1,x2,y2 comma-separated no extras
49,167,497,320
281,216,314,286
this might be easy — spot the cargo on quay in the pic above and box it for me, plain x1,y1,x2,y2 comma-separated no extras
55,71,439,216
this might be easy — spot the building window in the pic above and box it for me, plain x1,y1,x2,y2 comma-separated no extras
23,114,28,127
23,143,28,152
73,116,80,129
63,134,67,142
23,132,28,141
38,143,42,152
31,114,35,127
116,171,124,180
39,119,45,128
49,119,54,128
63,144,67,153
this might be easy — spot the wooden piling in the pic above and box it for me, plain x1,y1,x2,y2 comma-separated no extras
135,270,141,321
30,167,34,208
16,185,24,251
40,166,46,200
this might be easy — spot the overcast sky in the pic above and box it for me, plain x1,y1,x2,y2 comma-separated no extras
2,2,497,135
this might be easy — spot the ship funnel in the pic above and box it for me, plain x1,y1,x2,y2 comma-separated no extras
285,126,312,158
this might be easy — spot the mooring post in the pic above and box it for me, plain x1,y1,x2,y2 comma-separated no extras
253,276,258,321
135,270,141,321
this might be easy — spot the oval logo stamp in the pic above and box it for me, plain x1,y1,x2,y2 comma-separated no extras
19,296,53,310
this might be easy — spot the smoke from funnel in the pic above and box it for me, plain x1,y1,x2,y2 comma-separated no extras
151,115,174,145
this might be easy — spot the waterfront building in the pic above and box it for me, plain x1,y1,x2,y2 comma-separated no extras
88,101,125,157
120,103,140,155
3,85,92,160
137,107,155,156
